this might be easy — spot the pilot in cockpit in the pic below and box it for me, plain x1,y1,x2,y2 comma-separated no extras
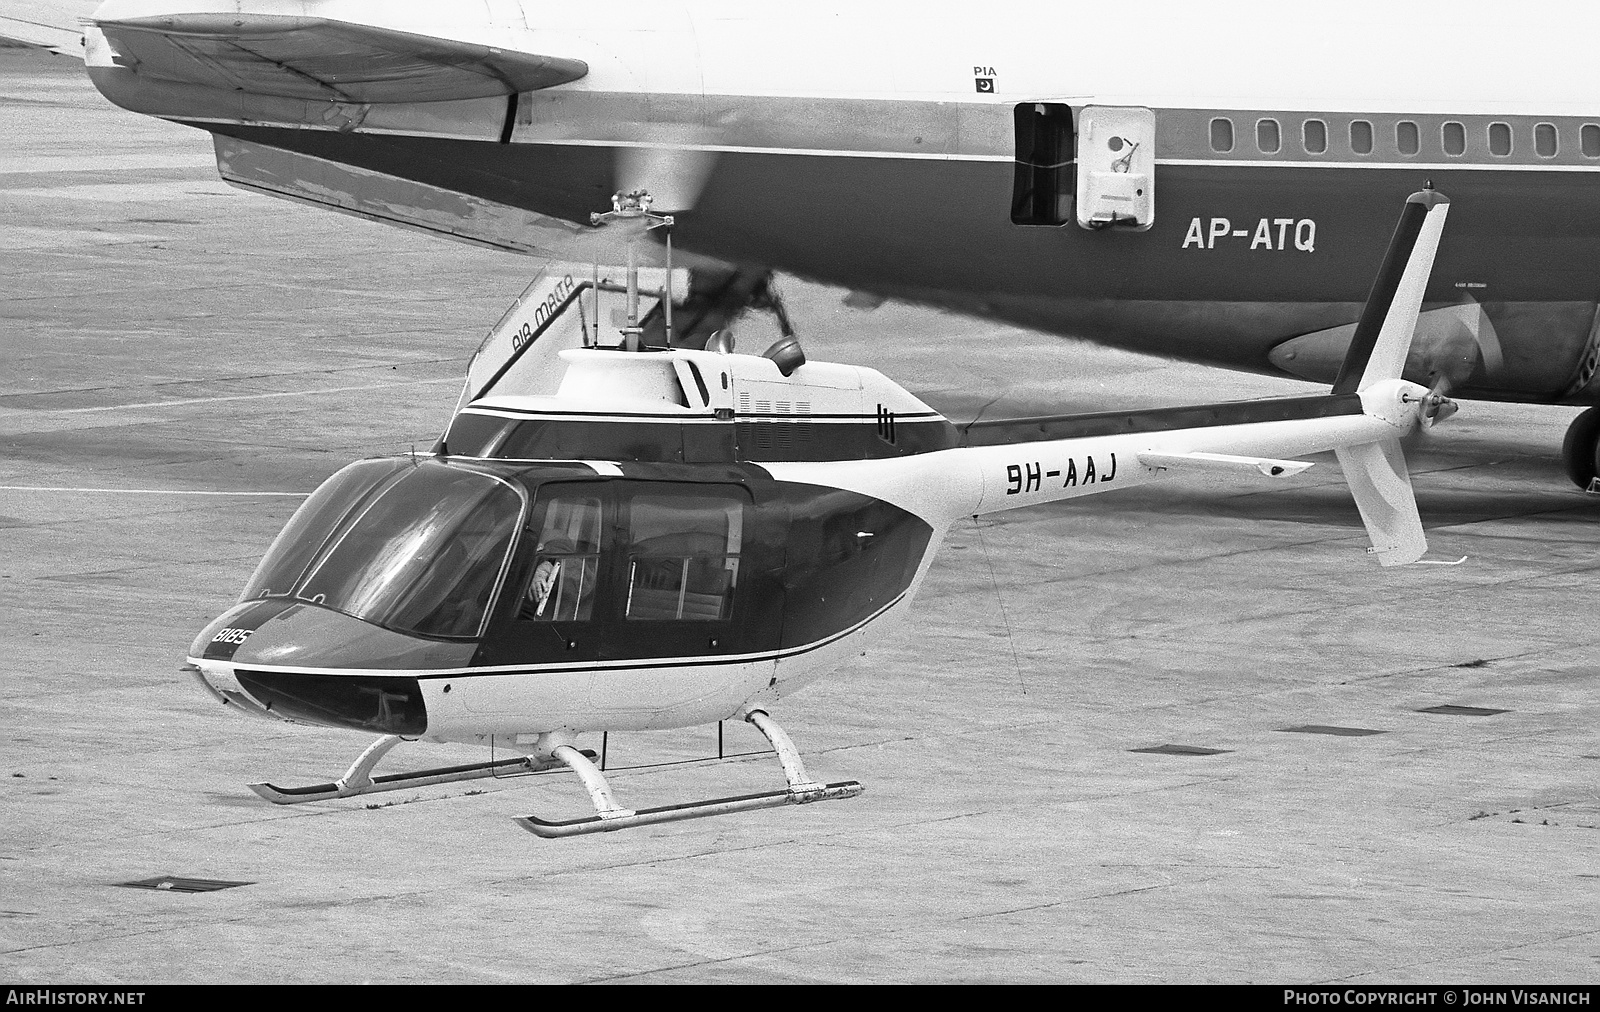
525,537,573,618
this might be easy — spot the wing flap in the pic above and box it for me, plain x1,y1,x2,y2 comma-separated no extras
211,135,698,271
0,1,96,56
95,13,587,102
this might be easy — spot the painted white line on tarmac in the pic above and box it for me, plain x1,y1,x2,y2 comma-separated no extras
0,486,308,496
50,377,460,414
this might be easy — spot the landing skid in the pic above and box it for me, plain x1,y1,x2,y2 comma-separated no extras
247,734,584,805
515,709,863,838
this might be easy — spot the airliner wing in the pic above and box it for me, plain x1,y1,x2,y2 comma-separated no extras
93,13,587,102
0,2,96,57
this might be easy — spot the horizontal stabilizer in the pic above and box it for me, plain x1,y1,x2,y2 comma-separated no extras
1137,451,1314,478
96,13,587,102
1334,437,1426,566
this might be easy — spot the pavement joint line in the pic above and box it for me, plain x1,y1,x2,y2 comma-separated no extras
582,938,833,984
1434,506,1600,531
0,923,231,960
1036,568,1600,647
18,802,378,851
0,501,302,529
1321,926,1600,983
531,810,1001,881
540,838,822,880
588,878,1182,984
0,905,426,962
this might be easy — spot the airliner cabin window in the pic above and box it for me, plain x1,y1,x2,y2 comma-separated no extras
1396,121,1419,156
1209,117,1234,153
1442,122,1466,157
1583,125,1600,158
625,493,742,621
1489,122,1512,156
1256,118,1280,154
523,494,602,621
1350,120,1374,155
1535,123,1558,158
1302,119,1327,154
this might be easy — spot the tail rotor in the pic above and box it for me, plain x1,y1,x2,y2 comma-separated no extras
1330,187,1453,566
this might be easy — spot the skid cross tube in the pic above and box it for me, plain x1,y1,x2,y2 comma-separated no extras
515,710,862,838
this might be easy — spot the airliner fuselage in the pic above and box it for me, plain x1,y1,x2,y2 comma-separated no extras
75,2,1600,453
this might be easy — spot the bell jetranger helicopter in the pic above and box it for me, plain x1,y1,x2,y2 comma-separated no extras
184,188,1457,838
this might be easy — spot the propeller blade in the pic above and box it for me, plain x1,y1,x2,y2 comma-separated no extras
1406,298,1501,391
1471,299,1504,374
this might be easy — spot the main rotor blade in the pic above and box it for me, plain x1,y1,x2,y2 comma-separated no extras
616,143,717,213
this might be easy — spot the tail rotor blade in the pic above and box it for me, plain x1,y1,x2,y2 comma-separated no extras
1332,188,1450,394
1334,436,1426,567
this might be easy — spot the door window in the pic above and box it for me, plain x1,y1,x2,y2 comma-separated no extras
624,493,743,621
522,494,602,621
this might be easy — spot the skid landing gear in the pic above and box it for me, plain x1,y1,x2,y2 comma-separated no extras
515,709,863,838
247,735,586,805
1562,406,1600,492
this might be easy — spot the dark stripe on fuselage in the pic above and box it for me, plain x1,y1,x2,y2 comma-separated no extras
196,124,1600,402
468,406,944,421
959,393,1364,445
446,410,959,462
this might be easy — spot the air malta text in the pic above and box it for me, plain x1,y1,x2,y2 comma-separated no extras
511,274,577,353
1184,216,1316,252
1005,454,1117,495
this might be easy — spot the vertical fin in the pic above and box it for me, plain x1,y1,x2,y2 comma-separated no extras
1334,436,1426,567
1332,189,1451,393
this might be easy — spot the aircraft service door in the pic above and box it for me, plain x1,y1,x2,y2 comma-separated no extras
1011,102,1074,226
1075,105,1155,231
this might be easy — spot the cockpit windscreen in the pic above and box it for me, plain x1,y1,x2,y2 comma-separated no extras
243,459,523,639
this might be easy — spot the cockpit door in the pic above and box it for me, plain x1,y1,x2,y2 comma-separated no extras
477,483,610,665
1075,105,1155,231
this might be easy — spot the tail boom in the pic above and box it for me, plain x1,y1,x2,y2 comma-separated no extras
774,189,1452,568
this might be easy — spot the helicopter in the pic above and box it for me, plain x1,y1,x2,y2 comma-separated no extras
183,189,1454,838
